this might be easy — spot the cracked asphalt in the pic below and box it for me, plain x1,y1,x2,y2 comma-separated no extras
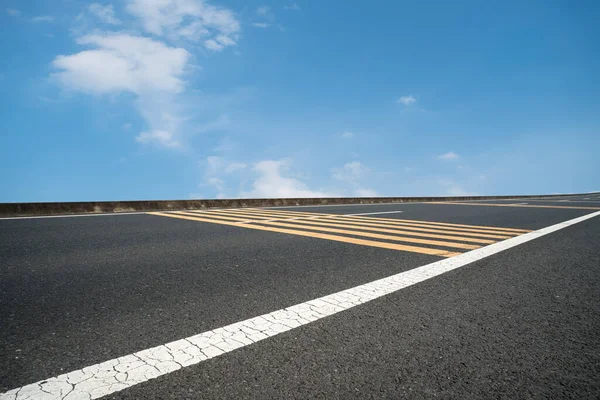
1,195,600,399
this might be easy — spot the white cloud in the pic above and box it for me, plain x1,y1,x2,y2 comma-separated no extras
340,131,354,139
225,162,247,173
135,130,181,148
33,16,54,23
256,6,270,16
332,161,367,184
52,33,189,95
284,4,301,11
397,95,416,105
204,34,236,51
6,8,20,16
53,33,194,148
243,159,334,198
200,156,243,198
437,151,459,161
252,22,270,28
122,123,132,130
332,161,377,197
125,0,240,49
88,3,121,25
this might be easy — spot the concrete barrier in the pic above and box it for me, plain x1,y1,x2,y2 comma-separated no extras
0,193,597,217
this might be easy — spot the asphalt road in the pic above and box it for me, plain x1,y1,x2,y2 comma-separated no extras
1,194,599,399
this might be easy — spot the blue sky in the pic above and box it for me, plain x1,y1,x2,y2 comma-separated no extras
1,0,599,202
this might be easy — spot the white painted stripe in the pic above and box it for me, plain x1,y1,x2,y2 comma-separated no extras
345,211,404,216
2,211,599,400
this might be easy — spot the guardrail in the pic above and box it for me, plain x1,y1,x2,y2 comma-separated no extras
0,193,596,217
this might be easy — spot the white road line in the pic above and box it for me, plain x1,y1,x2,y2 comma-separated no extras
345,211,404,216
2,210,598,400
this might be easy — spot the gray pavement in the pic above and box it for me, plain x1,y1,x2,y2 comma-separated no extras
1,196,599,399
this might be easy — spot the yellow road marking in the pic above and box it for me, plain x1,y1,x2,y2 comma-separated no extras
181,209,507,242
252,218,497,244
201,209,326,223
173,211,268,222
331,215,530,233
253,220,481,250
148,212,461,257
429,202,600,211
318,215,520,236
197,208,520,237
223,208,320,216
225,208,531,233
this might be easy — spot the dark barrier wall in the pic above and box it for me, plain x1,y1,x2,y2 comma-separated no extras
0,193,596,217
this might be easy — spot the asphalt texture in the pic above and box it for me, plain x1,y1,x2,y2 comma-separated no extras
1,195,599,398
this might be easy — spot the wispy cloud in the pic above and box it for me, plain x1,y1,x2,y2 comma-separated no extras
437,151,460,161
53,34,189,95
6,8,20,16
242,159,335,198
332,161,377,196
340,131,354,139
136,130,181,148
284,3,301,11
32,16,54,23
126,0,240,48
397,95,416,106
225,162,247,173
332,161,366,183
88,3,121,25
252,5,275,28
52,0,241,149
256,6,270,16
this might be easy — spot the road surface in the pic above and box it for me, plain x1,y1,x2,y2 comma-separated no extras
1,194,600,399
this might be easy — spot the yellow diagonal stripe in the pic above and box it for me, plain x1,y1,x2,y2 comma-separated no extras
202,209,322,222
216,209,508,241
187,209,278,221
172,211,264,222
148,212,461,258
297,217,513,239
223,208,319,216
333,215,530,233
253,220,480,250
251,218,497,244
224,208,530,233
323,215,520,236
211,208,520,236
